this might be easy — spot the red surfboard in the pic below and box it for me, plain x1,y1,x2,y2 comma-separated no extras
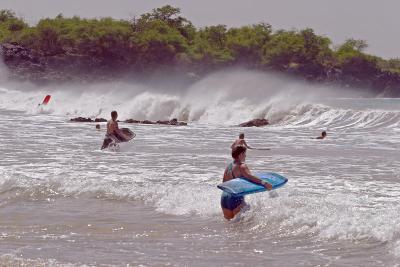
41,95,51,105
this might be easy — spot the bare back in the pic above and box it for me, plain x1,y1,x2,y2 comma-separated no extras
223,162,246,182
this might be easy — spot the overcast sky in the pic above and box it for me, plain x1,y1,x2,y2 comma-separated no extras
1,0,399,58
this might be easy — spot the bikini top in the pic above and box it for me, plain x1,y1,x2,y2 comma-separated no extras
228,161,242,178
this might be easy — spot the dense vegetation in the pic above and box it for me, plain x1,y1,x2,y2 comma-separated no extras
1,6,400,94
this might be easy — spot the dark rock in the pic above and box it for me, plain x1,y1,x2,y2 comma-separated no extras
125,119,140,123
141,120,156,124
156,118,187,126
156,120,170,125
2,43,37,62
125,118,187,126
70,117,92,122
169,118,178,125
239,119,269,127
94,118,107,122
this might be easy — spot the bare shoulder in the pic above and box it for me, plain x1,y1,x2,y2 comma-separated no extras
239,162,248,170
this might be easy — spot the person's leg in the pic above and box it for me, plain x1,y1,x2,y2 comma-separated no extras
232,197,246,217
101,138,112,149
221,194,244,220
222,207,235,220
232,203,245,217
221,192,235,219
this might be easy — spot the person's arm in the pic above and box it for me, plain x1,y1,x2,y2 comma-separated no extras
243,140,253,149
240,164,272,190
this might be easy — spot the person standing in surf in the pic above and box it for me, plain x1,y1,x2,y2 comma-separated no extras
101,111,130,149
231,133,253,150
221,146,272,220
106,111,130,141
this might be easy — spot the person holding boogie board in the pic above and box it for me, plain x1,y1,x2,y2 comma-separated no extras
221,146,272,220
101,111,133,149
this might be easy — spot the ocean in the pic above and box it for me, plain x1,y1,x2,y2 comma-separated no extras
1,70,400,266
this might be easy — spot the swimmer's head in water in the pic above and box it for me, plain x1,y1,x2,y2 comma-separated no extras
232,145,246,159
239,133,245,139
111,111,118,120
95,124,100,129
322,131,327,137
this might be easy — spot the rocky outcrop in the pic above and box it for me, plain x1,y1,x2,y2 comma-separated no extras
141,120,156,124
156,118,187,126
2,43,37,62
125,118,187,126
70,117,93,122
1,43,126,83
70,117,187,126
70,117,106,122
124,119,140,123
239,119,269,127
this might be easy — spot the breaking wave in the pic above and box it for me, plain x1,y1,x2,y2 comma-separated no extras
3,69,398,128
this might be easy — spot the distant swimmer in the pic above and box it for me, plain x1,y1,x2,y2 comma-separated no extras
221,146,272,220
231,133,253,149
231,133,270,150
95,124,101,130
316,131,327,139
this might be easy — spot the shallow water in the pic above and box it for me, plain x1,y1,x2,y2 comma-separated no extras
1,79,400,266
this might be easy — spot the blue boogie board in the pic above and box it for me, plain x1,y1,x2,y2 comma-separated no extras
217,172,288,197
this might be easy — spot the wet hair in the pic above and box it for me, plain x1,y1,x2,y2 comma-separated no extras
239,133,245,139
322,131,327,136
95,124,100,129
232,145,246,159
111,110,118,119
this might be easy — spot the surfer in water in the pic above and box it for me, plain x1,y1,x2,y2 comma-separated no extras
221,146,272,220
101,111,130,149
231,133,253,150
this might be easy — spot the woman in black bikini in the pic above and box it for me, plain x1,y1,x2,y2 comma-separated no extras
221,146,272,220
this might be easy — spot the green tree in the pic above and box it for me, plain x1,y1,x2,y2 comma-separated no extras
263,29,332,71
133,5,195,42
334,39,380,79
191,25,234,66
0,9,27,42
134,19,189,66
262,30,305,69
226,23,272,66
